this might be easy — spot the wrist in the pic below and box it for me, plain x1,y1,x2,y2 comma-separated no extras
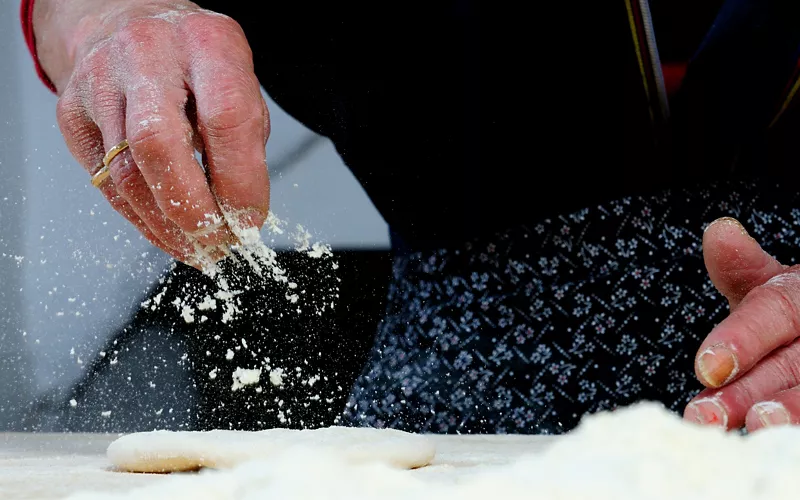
33,0,115,92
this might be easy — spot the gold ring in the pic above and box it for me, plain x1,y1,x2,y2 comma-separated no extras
90,164,110,188
90,139,129,188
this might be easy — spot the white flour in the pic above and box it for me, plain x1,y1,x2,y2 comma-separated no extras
231,368,261,391
61,209,341,434
268,367,285,387
142,210,336,327
67,402,800,499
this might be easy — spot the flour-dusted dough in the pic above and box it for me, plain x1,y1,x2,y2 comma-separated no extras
107,426,436,473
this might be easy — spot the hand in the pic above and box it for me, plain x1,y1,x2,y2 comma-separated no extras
683,217,800,432
35,0,270,266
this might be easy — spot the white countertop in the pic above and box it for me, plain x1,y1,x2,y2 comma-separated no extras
0,432,555,499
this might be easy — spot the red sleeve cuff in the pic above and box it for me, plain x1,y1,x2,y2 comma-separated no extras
21,0,57,94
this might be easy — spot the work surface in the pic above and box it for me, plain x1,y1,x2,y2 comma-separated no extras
0,432,555,499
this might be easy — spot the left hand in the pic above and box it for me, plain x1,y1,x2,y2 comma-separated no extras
683,216,800,432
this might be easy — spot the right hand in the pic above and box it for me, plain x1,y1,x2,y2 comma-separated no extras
38,0,270,267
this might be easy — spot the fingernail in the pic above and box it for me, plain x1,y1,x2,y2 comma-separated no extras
697,344,739,388
753,401,791,427
706,217,749,236
685,398,728,427
235,208,266,232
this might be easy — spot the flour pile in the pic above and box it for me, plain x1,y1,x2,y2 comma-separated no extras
67,401,800,499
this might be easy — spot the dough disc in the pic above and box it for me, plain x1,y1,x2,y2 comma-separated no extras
107,426,436,473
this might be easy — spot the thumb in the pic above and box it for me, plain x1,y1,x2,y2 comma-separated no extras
703,217,785,309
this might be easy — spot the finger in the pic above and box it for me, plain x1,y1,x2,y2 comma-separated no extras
97,178,186,261
86,86,198,259
685,338,800,429
56,86,105,172
693,266,800,388
125,82,235,252
703,217,785,309
119,26,236,249
57,84,189,259
745,388,800,432
103,139,197,259
184,14,270,231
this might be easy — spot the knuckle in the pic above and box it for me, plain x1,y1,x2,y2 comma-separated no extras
80,43,112,77
769,342,800,387
194,12,245,38
730,377,759,409
204,91,263,138
756,282,800,340
129,121,173,157
91,90,123,123
111,157,143,197
115,18,164,51
73,44,121,99
183,13,251,60
69,45,124,118
208,13,243,33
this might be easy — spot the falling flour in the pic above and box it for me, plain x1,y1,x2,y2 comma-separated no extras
180,305,195,324
126,209,340,428
67,402,800,499
144,211,335,326
231,367,261,391
268,367,285,387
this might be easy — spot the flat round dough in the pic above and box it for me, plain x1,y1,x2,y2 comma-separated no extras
107,426,436,473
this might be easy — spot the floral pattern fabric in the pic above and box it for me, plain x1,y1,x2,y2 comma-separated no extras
342,181,800,434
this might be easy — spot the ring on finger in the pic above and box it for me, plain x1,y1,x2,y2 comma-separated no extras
90,139,129,188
